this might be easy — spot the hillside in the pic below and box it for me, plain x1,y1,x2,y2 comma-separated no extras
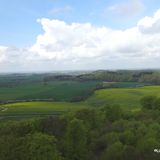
86,86,160,110
1,86,160,119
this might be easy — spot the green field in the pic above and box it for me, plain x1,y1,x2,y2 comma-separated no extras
0,101,88,118
86,86,160,110
0,81,99,101
1,86,160,118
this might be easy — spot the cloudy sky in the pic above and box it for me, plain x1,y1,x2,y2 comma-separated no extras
1,0,160,72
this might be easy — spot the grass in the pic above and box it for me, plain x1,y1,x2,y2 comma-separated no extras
85,86,160,110
0,81,99,101
0,102,88,117
1,85,160,119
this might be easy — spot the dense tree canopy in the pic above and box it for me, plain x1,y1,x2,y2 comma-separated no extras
1,99,160,160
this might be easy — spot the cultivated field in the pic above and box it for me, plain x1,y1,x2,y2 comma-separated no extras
86,86,160,110
0,81,99,101
0,101,88,119
1,85,160,119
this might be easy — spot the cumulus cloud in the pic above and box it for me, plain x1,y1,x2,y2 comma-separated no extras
138,9,160,34
108,0,145,17
1,9,160,72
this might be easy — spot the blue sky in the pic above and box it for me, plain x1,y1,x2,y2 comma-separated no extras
0,0,160,47
1,0,160,72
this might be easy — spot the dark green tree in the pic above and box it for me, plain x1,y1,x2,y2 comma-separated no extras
25,133,62,160
101,141,124,160
104,105,123,122
123,145,138,160
137,137,159,160
153,97,160,110
66,118,88,160
140,95,157,109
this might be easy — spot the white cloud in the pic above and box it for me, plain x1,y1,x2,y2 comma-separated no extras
108,0,145,17
2,9,160,72
138,9,160,34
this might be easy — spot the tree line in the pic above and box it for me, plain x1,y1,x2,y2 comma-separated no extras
43,70,160,85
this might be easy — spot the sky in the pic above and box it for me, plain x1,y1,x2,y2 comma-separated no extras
1,0,160,72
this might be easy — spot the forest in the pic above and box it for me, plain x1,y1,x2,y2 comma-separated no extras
1,98,160,160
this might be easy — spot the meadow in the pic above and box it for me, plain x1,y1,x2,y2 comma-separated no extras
0,101,88,119
1,85,160,119
86,86,160,110
0,80,99,101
